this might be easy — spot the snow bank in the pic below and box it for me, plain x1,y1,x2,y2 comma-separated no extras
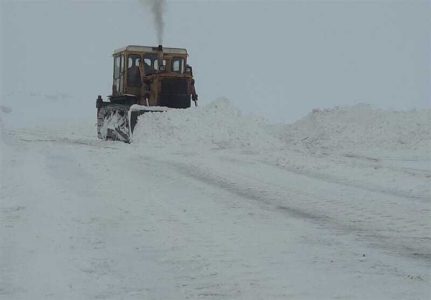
132,98,283,151
133,100,429,157
280,104,431,156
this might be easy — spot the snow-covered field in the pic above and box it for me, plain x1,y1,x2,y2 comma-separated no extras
1,94,430,299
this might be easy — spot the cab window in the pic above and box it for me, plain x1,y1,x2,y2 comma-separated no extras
154,59,167,71
143,55,167,74
172,58,184,73
114,56,121,79
120,55,125,73
127,54,142,87
143,55,157,75
128,55,141,68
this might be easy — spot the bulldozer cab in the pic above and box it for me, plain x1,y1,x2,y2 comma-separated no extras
111,45,195,108
97,45,198,143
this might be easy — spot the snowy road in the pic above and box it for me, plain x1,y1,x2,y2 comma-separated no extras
1,100,430,299
1,118,430,299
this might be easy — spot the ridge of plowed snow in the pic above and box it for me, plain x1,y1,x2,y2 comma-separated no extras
132,98,283,151
133,100,430,157
280,104,431,156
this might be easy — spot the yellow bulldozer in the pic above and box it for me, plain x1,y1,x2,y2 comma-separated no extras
96,45,198,142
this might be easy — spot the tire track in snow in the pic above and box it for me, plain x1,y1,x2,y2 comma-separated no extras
268,159,429,202
160,156,431,265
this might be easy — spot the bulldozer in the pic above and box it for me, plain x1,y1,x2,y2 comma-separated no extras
96,45,198,143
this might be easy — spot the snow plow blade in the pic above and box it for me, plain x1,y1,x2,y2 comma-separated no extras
97,103,167,143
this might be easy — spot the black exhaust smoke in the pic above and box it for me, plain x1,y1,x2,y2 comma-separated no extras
140,0,166,45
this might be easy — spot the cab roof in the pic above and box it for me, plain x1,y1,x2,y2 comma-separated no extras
113,45,188,56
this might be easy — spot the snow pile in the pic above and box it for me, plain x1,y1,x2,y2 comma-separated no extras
132,101,430,156
280,104,431,156
132,98,283,151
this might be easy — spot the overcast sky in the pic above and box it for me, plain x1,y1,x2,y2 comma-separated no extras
1,0,430,123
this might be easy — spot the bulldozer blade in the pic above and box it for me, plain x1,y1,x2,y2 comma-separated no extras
97,104,130,142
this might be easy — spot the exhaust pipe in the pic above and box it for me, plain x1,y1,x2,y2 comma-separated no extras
157,45,164,71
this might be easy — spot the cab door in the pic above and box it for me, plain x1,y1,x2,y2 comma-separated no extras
113,55,120,95
112,54,125,95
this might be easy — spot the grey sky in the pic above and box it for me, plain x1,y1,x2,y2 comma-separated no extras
1,0,430,122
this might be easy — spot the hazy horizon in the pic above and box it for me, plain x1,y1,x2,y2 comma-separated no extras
1,0,430,123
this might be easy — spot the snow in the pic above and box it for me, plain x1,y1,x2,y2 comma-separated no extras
280,104,431,157
130,104,169,112
133,97,284,151
1,95,430,299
